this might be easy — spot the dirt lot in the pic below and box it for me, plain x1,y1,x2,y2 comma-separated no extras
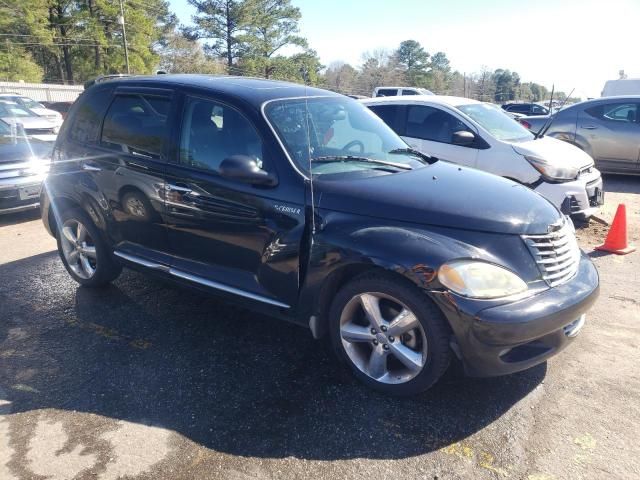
0,175,639,480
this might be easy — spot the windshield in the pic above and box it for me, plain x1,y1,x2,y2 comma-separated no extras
0,103,33,118
458,103,533,142
264,96,425,176
20,97,44,109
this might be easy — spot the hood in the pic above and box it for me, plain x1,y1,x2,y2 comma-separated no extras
1,116,57,129
315,161,561,235
511,136,594,170
0,137,53,164
29,107,63,125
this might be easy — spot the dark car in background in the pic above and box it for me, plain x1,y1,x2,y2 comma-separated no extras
41,75,598,395
0,121,53,214
42,101,75,120
502,102,550,116
518,96,640,174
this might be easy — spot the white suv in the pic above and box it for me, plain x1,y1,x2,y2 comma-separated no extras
362,95,604,219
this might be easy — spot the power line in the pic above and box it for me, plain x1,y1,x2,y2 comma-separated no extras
0,40,123,48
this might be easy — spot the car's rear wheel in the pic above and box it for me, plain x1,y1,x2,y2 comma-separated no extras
329,273,451,395
56,208,122,287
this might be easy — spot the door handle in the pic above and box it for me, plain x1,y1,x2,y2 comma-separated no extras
81,163,101,172
165,183,192,194
581,125,598,130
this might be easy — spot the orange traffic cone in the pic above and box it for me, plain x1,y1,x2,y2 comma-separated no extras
595,204,636,255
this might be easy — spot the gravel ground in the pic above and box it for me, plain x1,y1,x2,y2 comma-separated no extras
0,174,638,480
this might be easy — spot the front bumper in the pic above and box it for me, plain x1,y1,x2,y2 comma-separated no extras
433,254,599,377
0,175,44,214
534,170,604,218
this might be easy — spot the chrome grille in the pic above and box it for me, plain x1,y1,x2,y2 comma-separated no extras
522,220,581,287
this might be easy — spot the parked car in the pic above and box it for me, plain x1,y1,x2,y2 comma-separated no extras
502,103,550,116
602,79,640,97
0,121,53,214
41,75,599,395
518,96,640,175
373,86,434,97
362,96,604,219
0,93,63,127
0,100,59,141
41,100,75,120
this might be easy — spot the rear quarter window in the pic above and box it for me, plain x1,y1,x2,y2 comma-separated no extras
68,88,114,144
368,104,403,133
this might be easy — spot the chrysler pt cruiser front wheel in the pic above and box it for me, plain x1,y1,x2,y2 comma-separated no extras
329,273,451,395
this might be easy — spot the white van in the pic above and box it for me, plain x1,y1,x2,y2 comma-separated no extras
362,95,604,219
601,79,640,97
373,86,434,97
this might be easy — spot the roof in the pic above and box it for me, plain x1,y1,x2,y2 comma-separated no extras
86,74,340,108
361,95,481,107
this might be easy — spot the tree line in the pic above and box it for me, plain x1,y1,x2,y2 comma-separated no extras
0,0,572,103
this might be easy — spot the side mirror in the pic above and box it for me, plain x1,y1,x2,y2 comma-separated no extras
219,155,277,187
452,130,475,147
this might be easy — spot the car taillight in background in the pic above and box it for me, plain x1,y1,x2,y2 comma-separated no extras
519,119,532,130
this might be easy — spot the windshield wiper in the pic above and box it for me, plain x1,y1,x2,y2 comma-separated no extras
311,155,413,170
388,147,435,164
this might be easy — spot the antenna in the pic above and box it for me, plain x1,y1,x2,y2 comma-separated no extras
300,67,316,235
534,84,554,139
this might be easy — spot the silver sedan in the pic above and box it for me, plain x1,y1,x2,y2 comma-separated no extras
519,96,640,174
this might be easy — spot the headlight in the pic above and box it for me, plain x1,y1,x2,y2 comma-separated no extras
438,260,528,299
524,155,579,181
52,125,60,134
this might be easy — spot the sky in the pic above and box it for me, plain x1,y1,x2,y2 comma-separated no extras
167,0,640,99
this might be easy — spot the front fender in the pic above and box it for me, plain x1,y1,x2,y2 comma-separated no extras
295,210,541,332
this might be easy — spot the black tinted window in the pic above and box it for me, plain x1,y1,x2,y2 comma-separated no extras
179,97,264,173
376,89,398,97
405,105,470,143
69,89,113,144
100,94,170,158
586,103,638,123
368,105,402,132
401,90,419,96
506,104,528,113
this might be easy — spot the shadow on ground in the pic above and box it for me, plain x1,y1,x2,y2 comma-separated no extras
601,174,640,195
0,209,41,227
0,251,545,460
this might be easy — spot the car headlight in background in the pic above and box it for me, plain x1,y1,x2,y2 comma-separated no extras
52,125,60,134
438,260,528,299
524,155,579,181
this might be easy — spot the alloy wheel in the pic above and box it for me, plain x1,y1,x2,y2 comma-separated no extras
339,292,428,384
60,219,97,279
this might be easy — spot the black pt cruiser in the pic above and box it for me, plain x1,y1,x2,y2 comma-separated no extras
41,75,599,395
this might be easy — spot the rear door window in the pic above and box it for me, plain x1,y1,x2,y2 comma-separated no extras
401,89,419,96
405,105,470,143
100,94,171,158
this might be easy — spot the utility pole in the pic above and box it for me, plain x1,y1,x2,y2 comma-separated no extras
118,0,130,74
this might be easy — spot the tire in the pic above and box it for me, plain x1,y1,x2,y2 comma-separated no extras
329,273,451,396
56,208,122,287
